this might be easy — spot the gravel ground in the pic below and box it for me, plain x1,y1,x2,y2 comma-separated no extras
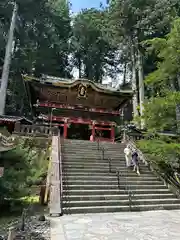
0,215,50,240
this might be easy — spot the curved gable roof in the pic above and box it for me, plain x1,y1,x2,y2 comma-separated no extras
23,75,133,95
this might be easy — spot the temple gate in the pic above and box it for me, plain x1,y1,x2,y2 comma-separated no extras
22,75,133,142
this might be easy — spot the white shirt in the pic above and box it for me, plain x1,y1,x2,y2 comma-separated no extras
124,147,131,157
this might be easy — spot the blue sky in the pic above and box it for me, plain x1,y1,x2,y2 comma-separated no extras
71,0,107,12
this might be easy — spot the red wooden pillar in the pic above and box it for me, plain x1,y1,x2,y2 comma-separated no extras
64,124,67,138
111,126,115,142
91,124,95,141
63,118,68,139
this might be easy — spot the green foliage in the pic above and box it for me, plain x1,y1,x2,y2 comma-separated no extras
142,91,180,131
0,137,50,205
71,8,117,82
106,0,179,92
0,148,31,201
141,19,180,132
108,0,176,48
145,18,180,90
137,138,180,174
0,0,72,116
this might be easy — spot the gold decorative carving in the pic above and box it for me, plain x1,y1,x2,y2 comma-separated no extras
78,84,87,98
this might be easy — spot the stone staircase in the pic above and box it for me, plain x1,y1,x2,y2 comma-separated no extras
62,139,180,214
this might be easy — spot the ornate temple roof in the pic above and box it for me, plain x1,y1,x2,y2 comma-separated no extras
23,74,133,110
23,74,133,95
0,115,32,123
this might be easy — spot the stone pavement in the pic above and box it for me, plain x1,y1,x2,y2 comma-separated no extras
50,210,180,240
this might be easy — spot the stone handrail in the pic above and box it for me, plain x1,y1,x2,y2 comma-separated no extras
49,131,63,216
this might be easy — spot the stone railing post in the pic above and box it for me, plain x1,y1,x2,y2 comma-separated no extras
122,130,127,143
7,227,15,240
14,121,20,133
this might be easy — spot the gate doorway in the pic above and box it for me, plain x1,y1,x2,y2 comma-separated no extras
67,123,91,140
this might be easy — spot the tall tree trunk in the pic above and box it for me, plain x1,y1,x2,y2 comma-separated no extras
137,48,145,129
177,75,180,90
123,63,127,86
174,75,180,91
131,45,138,120
78,56,81,78
0,2,18,115
95,62,102,83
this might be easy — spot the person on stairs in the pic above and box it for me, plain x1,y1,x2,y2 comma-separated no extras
90,134,94,141
124,145,132,168
132,149,140,176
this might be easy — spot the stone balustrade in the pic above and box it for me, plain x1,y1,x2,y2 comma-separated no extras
49,134,63,216
14,122,58,137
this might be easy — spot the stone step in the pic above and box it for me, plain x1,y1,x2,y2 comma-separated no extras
64,140,123,144
63,168,150,174
64,140,96,144
63,168,149,174
63,158,125,162
63,189,171,195
64,151,124,156
63,203,180,214
63,148,124,152
63,160,149,171
62,193,176,201
64,141,123,146
63,154,125,159
63,149,125,154
63,156,125,160
63,165,148,172
62,175,158,181
62,172,155,177
64,140,123,146
63,146,125,151
63,198,180,208
63,156,125,163
64,142,122,146
63,162,149,169
64,150,125,154
64,146,125,151
63,160,126,164
63,145,123,149
63,180,162,185
62,163,135,168
63,184,166,190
